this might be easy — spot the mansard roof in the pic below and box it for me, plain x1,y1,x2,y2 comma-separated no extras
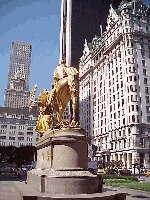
118,0,150,17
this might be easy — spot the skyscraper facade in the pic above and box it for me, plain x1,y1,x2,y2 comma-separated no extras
79,0,150,171
4,41,32,108
60,0,121,68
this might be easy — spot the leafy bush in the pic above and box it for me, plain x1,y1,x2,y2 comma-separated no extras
103,179,132,183
101,174,138,181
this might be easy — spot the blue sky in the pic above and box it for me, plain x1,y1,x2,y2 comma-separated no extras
0,0,150,107
146,0,150,6
0,0,61,106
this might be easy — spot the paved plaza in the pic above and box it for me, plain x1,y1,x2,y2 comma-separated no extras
0,175,149,200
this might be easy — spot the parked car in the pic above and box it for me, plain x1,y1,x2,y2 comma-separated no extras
97,169,105,173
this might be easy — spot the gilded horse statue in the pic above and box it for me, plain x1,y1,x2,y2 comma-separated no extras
29,61,79,134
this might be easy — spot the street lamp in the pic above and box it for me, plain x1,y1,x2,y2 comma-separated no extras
108,149,111,175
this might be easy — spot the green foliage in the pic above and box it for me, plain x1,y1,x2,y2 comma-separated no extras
105,182,150,192
101,174,138,181
0,146,37,167
103,179,132,183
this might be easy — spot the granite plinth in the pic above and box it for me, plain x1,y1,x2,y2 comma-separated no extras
27,128,101,194
36,128,90,170
26,128,125,199
27,168,100,194
27,128,100,195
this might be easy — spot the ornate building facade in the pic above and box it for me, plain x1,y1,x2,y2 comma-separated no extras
79,0,150,171
4,41,32,108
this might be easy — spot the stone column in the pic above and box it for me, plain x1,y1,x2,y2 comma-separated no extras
127,153,129,169
144,153,150,169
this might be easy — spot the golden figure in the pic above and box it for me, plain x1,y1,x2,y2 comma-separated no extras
29,60,79,134
50,60,78,126
29,89,54,134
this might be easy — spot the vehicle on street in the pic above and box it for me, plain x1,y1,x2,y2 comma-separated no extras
145,171,150,176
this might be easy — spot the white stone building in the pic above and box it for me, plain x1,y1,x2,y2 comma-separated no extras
79,0,150,171
0,107,39,147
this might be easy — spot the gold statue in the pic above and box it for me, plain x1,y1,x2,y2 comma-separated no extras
29,61,79,135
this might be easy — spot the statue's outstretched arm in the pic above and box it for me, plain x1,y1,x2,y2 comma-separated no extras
30,98,41,104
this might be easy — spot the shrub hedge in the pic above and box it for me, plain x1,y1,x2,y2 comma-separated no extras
101,174,138,181
103,179,132,183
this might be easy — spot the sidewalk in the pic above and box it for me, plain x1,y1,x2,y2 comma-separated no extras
0,181,18,200
0,181,150,200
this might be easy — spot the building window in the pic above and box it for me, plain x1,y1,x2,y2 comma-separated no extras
130,85,133,91
147,116,150,123
144,78,147,84
141,51,145,58
145,87,149,94
124,140,126,148
132,115,135,122
1,125,7,129
142,60,145,66
143,69,146,75
146,96,149,103
146,106,150,113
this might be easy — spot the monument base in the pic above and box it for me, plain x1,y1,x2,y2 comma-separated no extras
23,128,126,199
27,168,100,194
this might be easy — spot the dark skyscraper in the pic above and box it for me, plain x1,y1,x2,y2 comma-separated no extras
70,0,122,68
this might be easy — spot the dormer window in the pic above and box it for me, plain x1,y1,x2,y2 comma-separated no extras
21,115,24,119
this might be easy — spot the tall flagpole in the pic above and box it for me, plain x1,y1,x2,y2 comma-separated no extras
59,0,65,64
100,23,103,37
66,0,72,67
133,0,136,15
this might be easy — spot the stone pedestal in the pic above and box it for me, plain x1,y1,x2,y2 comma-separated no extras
27,128,100,195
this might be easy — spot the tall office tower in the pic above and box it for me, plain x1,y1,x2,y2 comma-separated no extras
79,0,150,172
4,41,32,108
